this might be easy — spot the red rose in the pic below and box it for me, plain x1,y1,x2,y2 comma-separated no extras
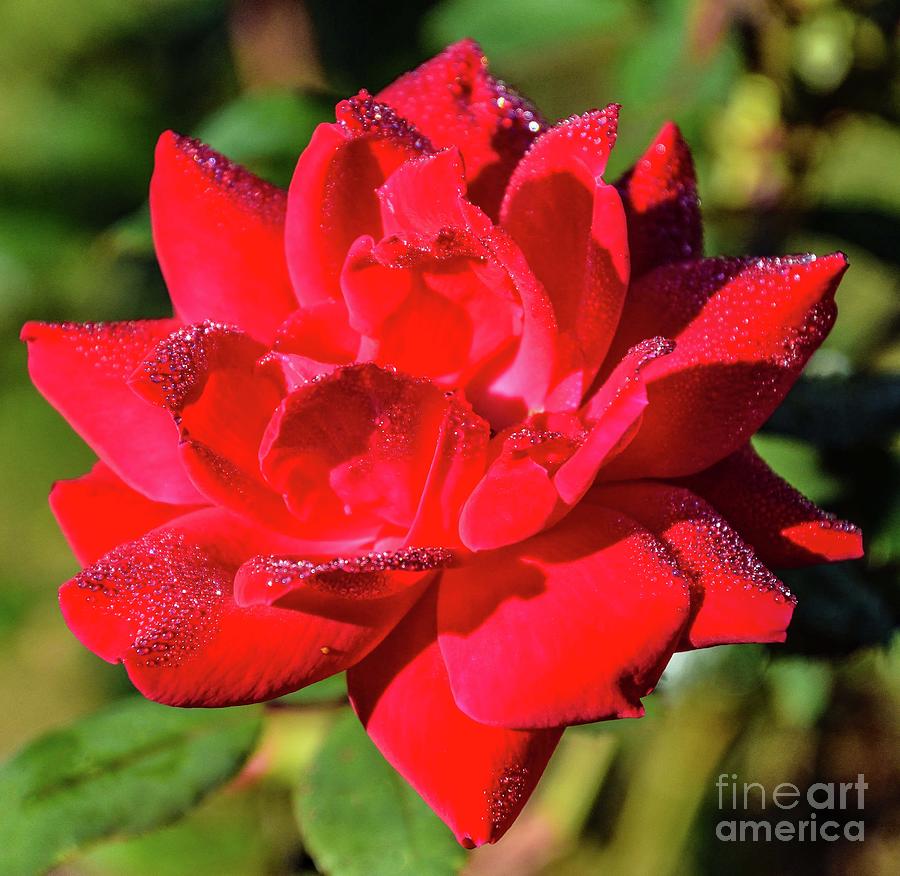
23,40,862,846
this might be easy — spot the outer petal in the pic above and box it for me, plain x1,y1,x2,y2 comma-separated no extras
601,254,848,479
377,38,545,219
348,587,561,847
21,320,201,504
439,501,691,729
677,443,863,567
615,122,702,276
593,481,795,649
150,133,297,343
460,337,674,551
501,107,629,403
59,510,425,706
130,322,300,536
285,91,431,309
259,364,489,544
50,461,204,565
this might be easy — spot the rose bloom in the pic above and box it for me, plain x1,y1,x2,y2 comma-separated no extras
23,41,861,846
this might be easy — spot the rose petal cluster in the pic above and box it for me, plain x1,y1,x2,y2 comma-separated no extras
23,40,862,845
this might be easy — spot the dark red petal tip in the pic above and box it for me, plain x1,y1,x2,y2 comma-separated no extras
594,481,796,649
335,90,433,152
616,120,703,274
151,132,298,342
129,321,259,415
678,443,863,567
234,547,454,609
158,131,288,222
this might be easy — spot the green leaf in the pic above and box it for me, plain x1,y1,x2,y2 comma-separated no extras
295,711,465,876
0,698,263,876
273,672,347,707
197,90,333,188
424,0,632,62
751,433,840,504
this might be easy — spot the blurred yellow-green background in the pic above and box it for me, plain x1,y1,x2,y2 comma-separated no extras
1,1,898,874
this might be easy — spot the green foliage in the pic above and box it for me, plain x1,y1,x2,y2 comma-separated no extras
295,711,466,876
274,672,347,707
0,699,262,876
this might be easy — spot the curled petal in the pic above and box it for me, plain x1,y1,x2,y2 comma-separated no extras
131,322,299,535
349,587,561,846
601,253,848,479
677,444,863,567
554,337,675,503
285,91,431,309
342,231,517,387
593,481,796,649
342,149,556,425
234,547,453,611
59,510,420,706
257,350,339,395
616,122,702,276
21,320,200,504
150,132,297,342
501,107,628,404
460,337,674,550
440,501,691,728
259,364,489,543
378,38,546,218
273,303,361,366
50,461,204,565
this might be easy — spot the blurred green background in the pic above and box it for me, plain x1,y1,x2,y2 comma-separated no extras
1,0,898,873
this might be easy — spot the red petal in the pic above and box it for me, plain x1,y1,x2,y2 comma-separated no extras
348,586,561,846
273,302,360,365
501,108,628,401
460,338,674,551
377,39,545,219
21,320,201,504
616,122,702,276
50,462,204,565
554,337,675,503
259,364,488,543
439,501,691,728
342,230,517,386
150,133,297,343
601,254,848,479
285,91,431,309
59,510,421,706
257,350,339,395
234,547,453,610
593,481,795,649
458,453,559,552
342,149,557,425
677,443,863,567
406,391,490,546
131,322,299,535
